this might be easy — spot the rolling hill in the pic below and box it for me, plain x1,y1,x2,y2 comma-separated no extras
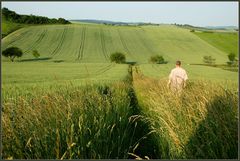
2,23,232,64
1,7,70,38
193,31,238,56
2,10,238,160
2,16,27,38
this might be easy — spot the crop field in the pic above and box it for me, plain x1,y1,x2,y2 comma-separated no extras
2,62,129,85
2,24,231,64
1,22,238,159
193,31,238,56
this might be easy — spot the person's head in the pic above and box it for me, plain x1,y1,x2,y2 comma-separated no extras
176,60,181,67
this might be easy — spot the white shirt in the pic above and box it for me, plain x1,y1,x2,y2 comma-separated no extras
169,67,188,89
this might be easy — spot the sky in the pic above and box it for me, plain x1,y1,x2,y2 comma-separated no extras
2,2,238,27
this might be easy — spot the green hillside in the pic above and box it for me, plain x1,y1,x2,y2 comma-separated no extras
2,23,229,64
2,7,70,38
194,32,238,57
2,16,26,38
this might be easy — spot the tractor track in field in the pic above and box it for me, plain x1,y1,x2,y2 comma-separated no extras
117,29,134,58
107,29,113,46
77,27,86,60
100,28,109,61
6,29,32,47
151,64,161,72
51,27,68,56
136,29,155,54
94,63,114,76
24,29,47,53
135,65,142,74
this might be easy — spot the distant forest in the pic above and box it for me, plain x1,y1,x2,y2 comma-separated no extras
2,7,71,24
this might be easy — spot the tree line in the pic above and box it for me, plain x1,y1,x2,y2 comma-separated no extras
2,7,71,24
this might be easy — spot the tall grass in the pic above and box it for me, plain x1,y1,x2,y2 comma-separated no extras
132,67,238,159
2,81,149,159
2,66,238,159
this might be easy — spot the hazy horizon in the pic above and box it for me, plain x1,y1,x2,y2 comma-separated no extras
2,2,238,27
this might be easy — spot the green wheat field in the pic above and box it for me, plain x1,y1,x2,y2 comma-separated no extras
2,18,238,159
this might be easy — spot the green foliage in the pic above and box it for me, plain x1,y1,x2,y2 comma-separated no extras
32,50,40,58
228,52,236,62
57,18,70,24
203,56,216,65
2,47,23,62
2,16,26,38
227,53,237,66
110,52,126,64
149,55,165,64
2,7,70,25
190,29,195,32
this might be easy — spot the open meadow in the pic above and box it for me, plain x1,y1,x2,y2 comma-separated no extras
1,17,238,159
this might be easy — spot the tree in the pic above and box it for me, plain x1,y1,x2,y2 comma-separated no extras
58,18,71,24
32,50,40,58
2,8,71,25
228,52,236,61
150,55,165,64
203,56,216,65
2,47,23,62
110,52,126,63
227,53,237,66
2,7,11,19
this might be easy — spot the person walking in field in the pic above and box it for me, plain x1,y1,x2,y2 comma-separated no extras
167,60,188,92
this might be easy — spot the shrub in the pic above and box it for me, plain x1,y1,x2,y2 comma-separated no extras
228,53,236,62
227,53,237,66
2,46,23,62
32,50,40,58
203,56,215,65
110,52,126,64
150,55,165,64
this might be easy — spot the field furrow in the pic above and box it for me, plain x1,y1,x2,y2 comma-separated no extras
94,63,114,76
117,29,132,57
3,29,31,49
24,29,48,53
135,29,155,55
76,27,86,60
151,64,161,72
51,27,68,56
100,28,108,60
